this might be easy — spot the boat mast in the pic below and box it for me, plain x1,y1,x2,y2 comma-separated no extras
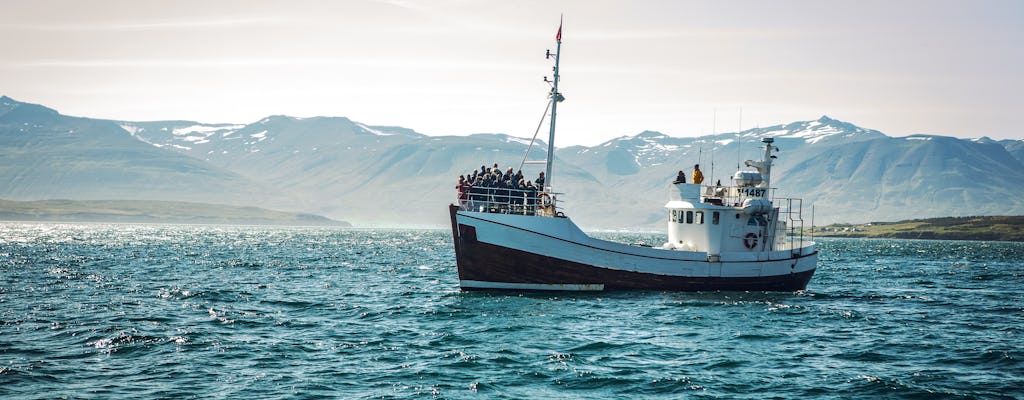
761,137,775,190
544,18,564,190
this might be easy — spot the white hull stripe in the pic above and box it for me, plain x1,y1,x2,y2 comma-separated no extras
460,280,605,291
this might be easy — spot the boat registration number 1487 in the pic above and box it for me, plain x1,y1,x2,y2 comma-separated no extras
740,188,767,197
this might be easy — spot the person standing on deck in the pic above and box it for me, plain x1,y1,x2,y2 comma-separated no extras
673,170,686,184
456,176,469,208
525,181,537,214
692,164,704,185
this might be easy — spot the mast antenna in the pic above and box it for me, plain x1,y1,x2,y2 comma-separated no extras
710,108,716,185
543,16,564,191
737,107,742,170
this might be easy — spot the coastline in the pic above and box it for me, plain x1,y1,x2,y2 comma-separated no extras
814,216,1024,242
0,199,350,227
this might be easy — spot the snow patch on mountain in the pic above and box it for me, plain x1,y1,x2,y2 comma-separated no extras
504,136,538,146
638,142,681,153
119,123,143,136
775,123,844,144
356,123,394,136
746,116,880,145
172,124,243,136
164,143,191,151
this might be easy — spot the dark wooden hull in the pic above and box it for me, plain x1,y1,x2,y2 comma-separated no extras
449,205,816,292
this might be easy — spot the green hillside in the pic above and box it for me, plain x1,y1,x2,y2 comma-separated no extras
0,199,350,227
815,216,1024,242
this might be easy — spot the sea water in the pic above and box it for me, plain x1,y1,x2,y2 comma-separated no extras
1,223,1021,399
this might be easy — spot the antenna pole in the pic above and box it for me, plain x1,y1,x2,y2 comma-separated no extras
737,108,742,170
710,108,716,184
545,17,563,190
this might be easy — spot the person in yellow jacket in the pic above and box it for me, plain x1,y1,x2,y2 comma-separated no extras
692,164,704,185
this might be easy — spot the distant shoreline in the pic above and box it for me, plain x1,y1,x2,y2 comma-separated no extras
814,216,1024,242
0,199,351,227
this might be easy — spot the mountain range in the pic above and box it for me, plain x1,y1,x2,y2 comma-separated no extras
2,95,1022,229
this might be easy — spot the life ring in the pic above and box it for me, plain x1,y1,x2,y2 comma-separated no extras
743,232,758,249
539,193,552,207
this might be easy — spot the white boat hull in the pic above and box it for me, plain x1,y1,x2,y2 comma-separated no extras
449,205,817,292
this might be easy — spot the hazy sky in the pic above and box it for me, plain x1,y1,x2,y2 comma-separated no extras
2,0,1021,146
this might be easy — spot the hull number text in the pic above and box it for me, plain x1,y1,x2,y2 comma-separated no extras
741,188,767,197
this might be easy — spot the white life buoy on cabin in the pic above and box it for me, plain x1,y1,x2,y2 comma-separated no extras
539,193,552,207
744,232,758,249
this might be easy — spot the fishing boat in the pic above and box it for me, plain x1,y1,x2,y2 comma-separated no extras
448,23,817,291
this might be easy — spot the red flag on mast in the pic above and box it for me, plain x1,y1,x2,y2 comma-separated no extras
556,18,562,41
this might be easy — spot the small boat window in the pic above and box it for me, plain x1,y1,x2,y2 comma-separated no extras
695,211,704,224
686,211,693,224
712,211,720,225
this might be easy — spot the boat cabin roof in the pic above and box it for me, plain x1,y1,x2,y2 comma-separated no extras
664,200,725,210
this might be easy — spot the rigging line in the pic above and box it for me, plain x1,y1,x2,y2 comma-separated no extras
520,99,555,171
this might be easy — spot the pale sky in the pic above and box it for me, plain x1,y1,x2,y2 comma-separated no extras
2,0,1021,146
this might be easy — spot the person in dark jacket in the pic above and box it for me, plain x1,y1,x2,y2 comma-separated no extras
501,179,513,209
512,179,525,212
673,170,686,184
469,178,485,211
456,176,469,208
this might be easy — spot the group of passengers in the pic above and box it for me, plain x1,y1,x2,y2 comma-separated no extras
455,163,547,214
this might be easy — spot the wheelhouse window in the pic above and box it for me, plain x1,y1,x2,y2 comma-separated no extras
686,211,693,224
712,211,720,225
695,211,704,224
747,215,767,226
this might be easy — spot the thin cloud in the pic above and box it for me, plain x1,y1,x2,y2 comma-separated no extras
572,28,803,41
0,16,286,31
4,57,538,72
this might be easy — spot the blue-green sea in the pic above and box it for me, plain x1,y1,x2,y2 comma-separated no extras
1,223,1022,399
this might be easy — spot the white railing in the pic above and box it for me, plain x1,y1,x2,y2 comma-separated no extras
456,187,564,217
776,197,812,254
